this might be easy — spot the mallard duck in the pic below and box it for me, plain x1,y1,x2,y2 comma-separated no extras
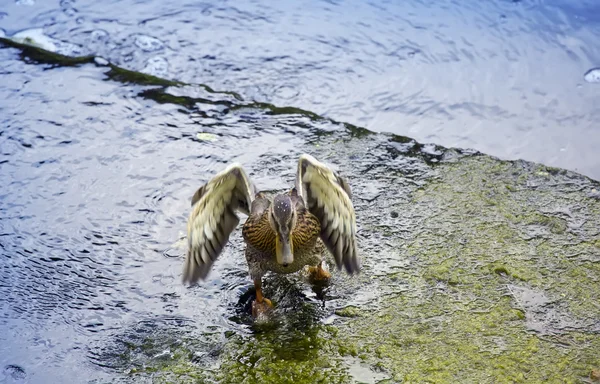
183,154,359,316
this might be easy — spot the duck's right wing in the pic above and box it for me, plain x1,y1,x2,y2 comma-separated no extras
183,163,255,284
295,154,359,274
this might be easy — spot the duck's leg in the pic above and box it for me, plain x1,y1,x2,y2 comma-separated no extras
308,260,331,281
251,278,273,317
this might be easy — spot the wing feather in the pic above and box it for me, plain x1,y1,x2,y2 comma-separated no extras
295,154,360,274
183,163,255,284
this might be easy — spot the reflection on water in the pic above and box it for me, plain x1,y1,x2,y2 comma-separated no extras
1,0,598,178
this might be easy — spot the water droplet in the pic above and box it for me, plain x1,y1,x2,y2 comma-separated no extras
583,68,600,83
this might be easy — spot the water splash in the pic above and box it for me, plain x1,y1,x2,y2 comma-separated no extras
9,28,84,56
142,56,169,77
133,34,164,52
584,67,600,83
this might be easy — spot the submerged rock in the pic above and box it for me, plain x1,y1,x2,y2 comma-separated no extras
114,131,600,383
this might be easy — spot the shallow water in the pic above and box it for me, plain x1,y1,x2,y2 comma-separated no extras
1,1,600,383
0,39,393,382
1,0,599,179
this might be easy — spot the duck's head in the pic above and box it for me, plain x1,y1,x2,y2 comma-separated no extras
268,194,297,267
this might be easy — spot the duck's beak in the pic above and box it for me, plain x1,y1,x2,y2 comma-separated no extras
275,233,293,267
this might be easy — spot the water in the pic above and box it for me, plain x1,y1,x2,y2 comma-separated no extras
0,39,396,382
1,0,599,382
1,0,599,178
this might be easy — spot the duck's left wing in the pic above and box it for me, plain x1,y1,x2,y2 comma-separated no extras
183,163,255,284
295,154,359,274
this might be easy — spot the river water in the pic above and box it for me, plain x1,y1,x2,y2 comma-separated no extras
0,0,599,383
1,0,599,179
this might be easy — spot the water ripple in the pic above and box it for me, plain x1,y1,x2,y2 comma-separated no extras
1,0,600,381
5,0,592,178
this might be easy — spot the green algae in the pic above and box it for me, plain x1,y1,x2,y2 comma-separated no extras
335,306,363,318
216,329,351,384
0,36,95,66
104,65,183,87
115,317,353,383
332,154,600,383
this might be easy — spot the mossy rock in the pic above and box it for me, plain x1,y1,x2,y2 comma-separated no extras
111,138,600,384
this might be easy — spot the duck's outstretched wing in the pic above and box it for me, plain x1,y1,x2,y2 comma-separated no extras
295,154,359,274
183,163,255,284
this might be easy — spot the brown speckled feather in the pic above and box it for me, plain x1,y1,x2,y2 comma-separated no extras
242,197,276,254
242,192,320,255
291,205,320,252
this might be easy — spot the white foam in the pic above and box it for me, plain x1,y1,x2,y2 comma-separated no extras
10,28,84,56
133,34,164,52
94,56,109,66
142,56,169,77
12,28,58,51
583,68,600,83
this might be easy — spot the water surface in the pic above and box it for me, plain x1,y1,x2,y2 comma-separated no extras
1,1,600,383
1,0,599,178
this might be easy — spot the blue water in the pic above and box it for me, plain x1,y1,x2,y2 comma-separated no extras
1,0,599,178
1,0,600,382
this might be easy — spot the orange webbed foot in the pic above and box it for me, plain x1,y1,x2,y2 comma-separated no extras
308,261,331,282
252,279,273,318
252,297,273,318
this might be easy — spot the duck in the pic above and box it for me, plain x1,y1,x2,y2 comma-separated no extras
182,154,359,316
